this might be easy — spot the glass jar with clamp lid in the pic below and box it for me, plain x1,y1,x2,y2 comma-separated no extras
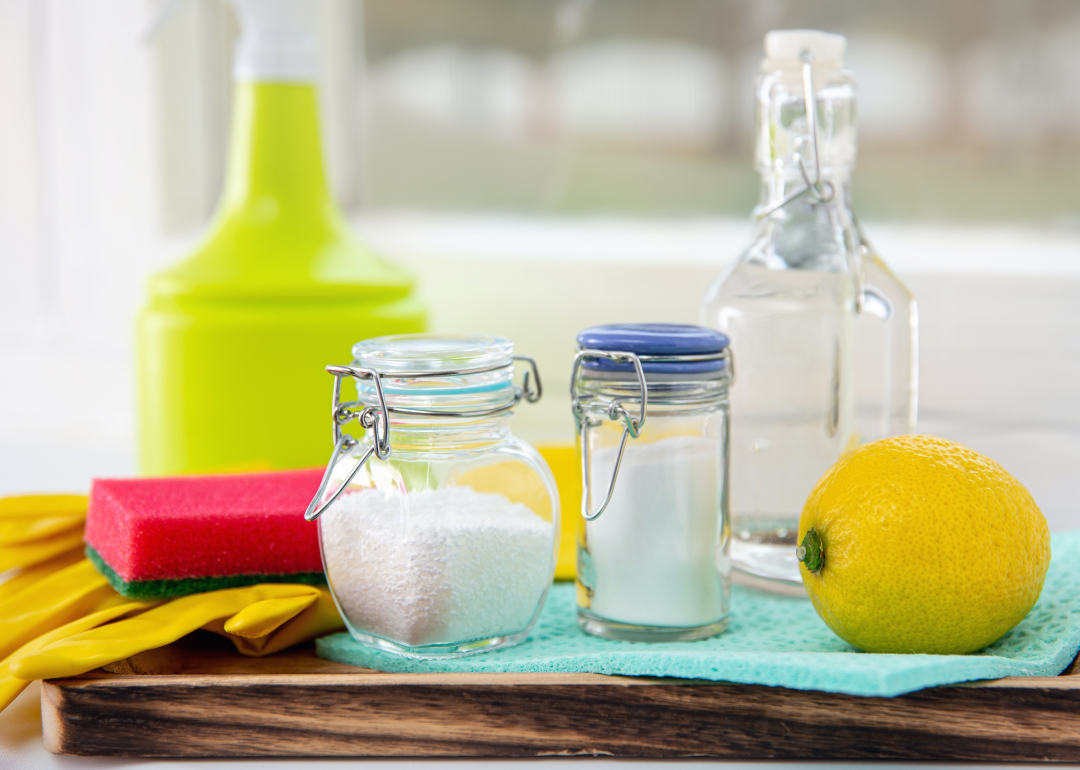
305,334,558,658
572,324,732,642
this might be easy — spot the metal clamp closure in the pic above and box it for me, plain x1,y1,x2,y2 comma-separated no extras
755,51,836,221
305,356,541,521
570,350,648,522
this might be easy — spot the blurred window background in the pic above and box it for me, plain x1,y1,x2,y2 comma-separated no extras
2,0,1080,523
157,0,1080,229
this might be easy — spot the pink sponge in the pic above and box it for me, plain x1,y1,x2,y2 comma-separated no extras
85,469,325,599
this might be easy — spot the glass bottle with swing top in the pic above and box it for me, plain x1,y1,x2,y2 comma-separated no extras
700,30,917,594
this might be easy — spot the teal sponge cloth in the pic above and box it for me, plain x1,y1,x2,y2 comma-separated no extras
317,530,1080,698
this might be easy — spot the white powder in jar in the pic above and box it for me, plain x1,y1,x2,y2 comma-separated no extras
319,486,554,648
585,434,726,628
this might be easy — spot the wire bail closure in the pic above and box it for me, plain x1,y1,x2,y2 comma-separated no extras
754,51,836,221
304,355,542,521
571,349,648,522
571,347,733,522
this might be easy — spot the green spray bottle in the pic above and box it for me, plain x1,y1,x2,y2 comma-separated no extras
139,0,426,475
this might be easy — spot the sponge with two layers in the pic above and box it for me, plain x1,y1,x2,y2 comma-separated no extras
84,469,325,599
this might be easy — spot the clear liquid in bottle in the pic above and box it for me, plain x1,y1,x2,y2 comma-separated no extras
701,30,916,593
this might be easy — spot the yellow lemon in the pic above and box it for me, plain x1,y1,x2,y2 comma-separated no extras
797,435,1050,654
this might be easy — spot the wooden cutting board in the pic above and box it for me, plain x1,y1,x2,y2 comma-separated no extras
41,632,1080,760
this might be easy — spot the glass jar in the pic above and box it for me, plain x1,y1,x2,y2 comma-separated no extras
572,324,732,642
305,334,559,659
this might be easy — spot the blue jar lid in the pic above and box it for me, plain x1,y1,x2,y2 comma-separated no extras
576,323,730,374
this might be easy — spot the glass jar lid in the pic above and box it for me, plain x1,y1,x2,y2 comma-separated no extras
351,334,516,404
577,323,730,376
352,334,513,377
305,334,542,521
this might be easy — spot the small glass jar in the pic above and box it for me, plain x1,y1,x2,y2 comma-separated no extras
572,324,732,642
305,334,559,659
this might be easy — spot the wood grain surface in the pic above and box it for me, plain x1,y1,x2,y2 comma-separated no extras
41,633,1080,760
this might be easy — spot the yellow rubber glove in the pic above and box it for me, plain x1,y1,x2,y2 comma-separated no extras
0,494,89,573
0,600,156,712
212,586,344,656
0,515,85,546
0,530,87,573
221,594,319,637
0,547,86,604
0,559,121,661
9,583,344,681
0,493,344,717
0,494,88,519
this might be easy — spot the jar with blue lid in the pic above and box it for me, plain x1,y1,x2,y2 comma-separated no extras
305,334,558,658
572,323,732,641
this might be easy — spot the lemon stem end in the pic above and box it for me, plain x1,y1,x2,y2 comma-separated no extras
797,529,824,573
